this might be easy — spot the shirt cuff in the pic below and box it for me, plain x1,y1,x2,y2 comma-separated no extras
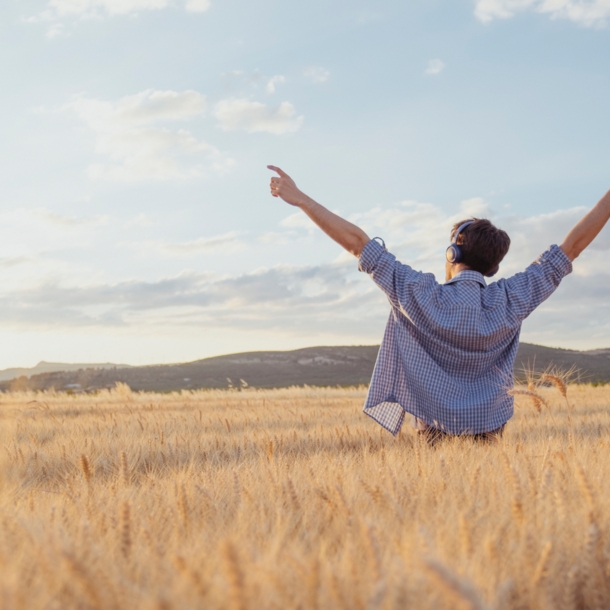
540,244,573,278
358,238,386,273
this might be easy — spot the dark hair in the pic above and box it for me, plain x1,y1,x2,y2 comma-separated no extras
450,218,510,276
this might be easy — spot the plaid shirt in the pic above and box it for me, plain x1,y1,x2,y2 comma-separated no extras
358,239,573,435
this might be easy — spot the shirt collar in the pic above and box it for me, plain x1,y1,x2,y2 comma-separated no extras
445,270,487,287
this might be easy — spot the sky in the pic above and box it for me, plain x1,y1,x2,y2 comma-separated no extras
0,0,609,368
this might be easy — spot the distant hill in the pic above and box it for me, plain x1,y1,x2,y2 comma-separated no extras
0,361,132,382
0,343,608,393
513,344,610,382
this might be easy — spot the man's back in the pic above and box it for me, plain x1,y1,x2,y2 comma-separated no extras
358,239,572,434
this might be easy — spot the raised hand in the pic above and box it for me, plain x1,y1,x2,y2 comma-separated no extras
266,164,370,256
267,165,309,207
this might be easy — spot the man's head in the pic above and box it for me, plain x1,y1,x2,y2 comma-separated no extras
445,218,510,280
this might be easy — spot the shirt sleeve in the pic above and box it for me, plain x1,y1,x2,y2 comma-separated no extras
358,238,430,312
502,244,573,322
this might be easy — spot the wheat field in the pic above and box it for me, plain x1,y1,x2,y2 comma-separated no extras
0,381,609,610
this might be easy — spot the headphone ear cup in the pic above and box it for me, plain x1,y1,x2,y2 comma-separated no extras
446,244,462,264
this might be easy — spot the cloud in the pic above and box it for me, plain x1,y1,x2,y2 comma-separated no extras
67,89,207,128
474,0,610,27
425,59,445,75
34,208,110,227
303,67,331,83
64,89,231,181
47,0,170,17
159,231,245,256
184,0,211,12
266,75,286,94
122,214,156,229
0,260,380,334
0,256,33,269
46,23,65,38
28,0,211,37
214,99,304,134
162,232,244,254
279,212,316,230
0,207,112,261
126,232,246,256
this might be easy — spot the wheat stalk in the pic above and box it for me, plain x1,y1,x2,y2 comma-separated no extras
63,552,102,610
530,541,552,588
501,452,524,525
120,502,131,560
221,540,246,610
574,461,598,523
423,559,490,610
177,482,189,532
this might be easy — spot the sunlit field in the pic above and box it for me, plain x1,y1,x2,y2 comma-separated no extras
1,382,609,609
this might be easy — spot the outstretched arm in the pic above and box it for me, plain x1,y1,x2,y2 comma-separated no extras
560,189,610,261
268,165,370,257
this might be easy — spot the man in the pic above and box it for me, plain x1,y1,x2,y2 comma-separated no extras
268,165,610,441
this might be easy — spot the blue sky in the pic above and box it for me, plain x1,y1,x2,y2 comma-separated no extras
0,0,609,367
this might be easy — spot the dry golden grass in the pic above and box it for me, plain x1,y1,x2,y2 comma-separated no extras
1,381,609,609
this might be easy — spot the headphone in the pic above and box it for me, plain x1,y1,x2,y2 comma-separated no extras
446,221,499,278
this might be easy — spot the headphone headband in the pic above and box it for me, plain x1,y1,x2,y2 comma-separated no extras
452,221,474,244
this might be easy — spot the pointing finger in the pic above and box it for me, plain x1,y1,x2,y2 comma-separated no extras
267,165,289,178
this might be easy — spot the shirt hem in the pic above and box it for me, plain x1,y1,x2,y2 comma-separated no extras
363,399,511,437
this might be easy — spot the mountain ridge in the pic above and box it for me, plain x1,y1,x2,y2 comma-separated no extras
1,342,609,393
0,361,133,382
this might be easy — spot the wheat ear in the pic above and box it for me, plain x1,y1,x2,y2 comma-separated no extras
79,455,92,484
507,389,548,413
120,451,128,485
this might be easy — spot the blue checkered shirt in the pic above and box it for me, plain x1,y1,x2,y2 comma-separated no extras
358,239,573,435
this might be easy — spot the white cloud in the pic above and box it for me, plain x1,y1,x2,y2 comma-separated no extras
425,59,445,75
42,0,212,17
67,89,207,128
279,211,316,230
65,89,231,181
303,67,331,83
29,0,211,35
266,75,286,94
48,0,170,17
34,208,110,227
0,207,114,289
258,231,295,246
46,22,65,38
474,0,610,27
214,99,304,134
119,232,246,258
184,0,211,12
159,232,245,254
